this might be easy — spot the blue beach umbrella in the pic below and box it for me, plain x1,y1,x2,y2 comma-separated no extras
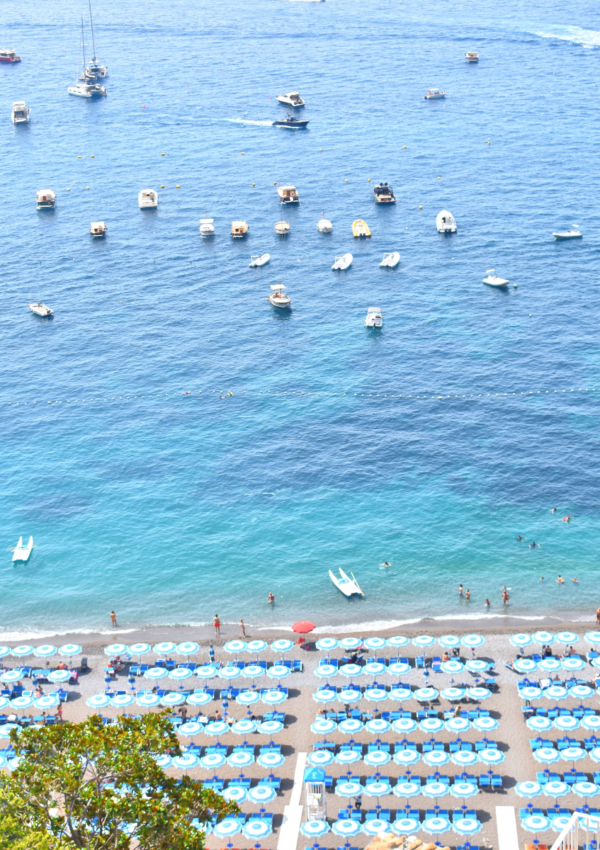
561,746,586,762
128,643,151,658
247,785,276,805
33,644,57,658
556,631,579,644
589,748,600,763
227,751,254,767
445,717,471,733
35,694,60,709
236,690,260,706
11,645,33,657
363,819,391,836
153,641,176,655
413,635,435,647
267,664,290,679
258,720,283,734
422,816,451,835
569,685,594,699
145,667,168,680
451,751,479,768
56,643,80,657
222,786,246,803
465,659,488,673
172,754,199,770
339,687,362,702
137,693,161,707
308,750,335,767
339,718,364,734
257,751,285,768
311,719,337,735
48,669,71,683
554,716,579,732
420,718,444,734
467,687,491,701
176,642,199,657
316,638,339,651
394,750,421,766
364,750,391,767
336,780,363,798
542,781,569,799
199,752,226,769
472,716,499,732
179,721,204,738
0,724,20,739
160,692,186,707
562,657,585,671
104,643,128,656
0,647,10,658
414,687,438,702
340,664,362,678
332,820,361,837
534,747,561,764
111,694,135,708
340,637,363,650
205,721,229,737
242,820,272,839
387,636,409,647
390,687,412,702
551,817,573,832
365,687,388,702
423,751,450,768
313,688,337,704
573,781,599,798
462,634,484,648
393,718,417,734
453,818,482,836
388,662,410,675
516,781,543,797
219,666,242,680
451,781,479,799
1,670,24,683
439,635,461,648
522,816,551,833
364,662,386,676
270,639,294,653
246,640,268,654
315,664,337,679
187,691,212,706
510,634,533,648
479,748,505,765
520,686,543,700
262,690,287,706
586,632,600,644
196,665,217,679
11,695,34,709
336,749,362,765
365,718,391,734
441,661,464,674
364,637,387,650
393,817,421,835
169,668,192,681
300,820,330,838
441,687,466,701
87,693,111,708
582,716,600,731
364,779,392,797
533,631,555,645
394,780,421,799
213,819,242,838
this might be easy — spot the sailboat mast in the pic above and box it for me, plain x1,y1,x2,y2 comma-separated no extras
88,0,97,62
81,18,86,70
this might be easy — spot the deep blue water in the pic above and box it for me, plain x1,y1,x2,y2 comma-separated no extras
2,0,600,638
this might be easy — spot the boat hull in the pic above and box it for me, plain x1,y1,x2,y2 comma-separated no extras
269,295,291,308
553,233,582,240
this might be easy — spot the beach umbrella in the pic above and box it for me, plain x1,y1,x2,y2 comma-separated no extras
160,692,186,707
414,687,438,702
332,820,361,837
227,751,255,767
33,644,57,658
573,781,599,797
0,697,13,710
510,634,533,647
526,717,552,732
128,643,151,658
365,719,391,734
387,636,409,647
222,786,246,803
186,691,212,707
247,785,276,805
246,640,268,654
390,687,412,702
451,781,479,799
111,694,135,708
257,751,285,768
11,645,33,658
582,716,600,731
516,781,543,797
586,632,600,645
551,817,573,832
336,749,362,765
394,750,421,766
262,690,287,706
392,718,417,734
539,658,561,672
364,662,386,676
144,667,168,681
270,639,294,653
363,820,391,836
200,752,227,769
543,781,569,799
316,638,339,651
213,819,242,838
462,634,485,648
219,666,242,680
340,637,363,650
231,719,257,735
422,816,451,835
534,747,561,764
513,659,538,674
169,668,192,681
364,779,392,797
556,631,579,644
413,635,435,647
453,818,482,836
137,693,161,707
445,717,471,733
236,690,260,706
423,751,450,767
48,669,71,683
479,748,505,765
340,664,362,678
533,631,555,645
35,694,60,709
467,687,491,701
308,750,335,767
0,647,10,658
465,659,488,673
364,687,388,702
172,753,199,770
441,661,464,674
521,686,543,700
300,820,330,838
522,815,551,833
87,693,111,708
452,751,479,768
267,664,290,680
58,643,82,657
258,720,283,735
336,780,363,797
393,817,421,835
11,695,33,709
589,748,600,763
104,643,128,656
364,637,387,650
153,641,176,655
563,658,586,671
242,821,272,840
561,746,586,762
554,716,579,732
441,687,466,702
1,670,23,683
339,718,364,734
311,719,337,735
388,662,410,675
472,716,499,732
0,724,20,739
364,750,391,767
439,635,461,648
315,664,338,679
313,688,337,704
205,721,229,737
420,718,444,734
394,780,421,798
195,665,217,679
569,685,594,699
176,642,199,657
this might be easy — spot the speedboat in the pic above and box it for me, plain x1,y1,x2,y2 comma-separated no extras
277,184,299,204
199,217,215,237
29,303,54,317
365,307,383,328
553,226,582,240
276,91,305,107
269,284,291,308
275,218,290,235
424,89,446,100
373,182,395,203
466,51,479,62
231,220,249,238
273,116,309,129
90,221,107,237
482,270,509,287
139,189,158,209
329,568,363,597
11,537,34,563
0,49,21,63
11,101,29,124
352,220,371,237
250,254,270,267
380,252,400,268
317,214,333,233
36,189,56,210
332,253,352,270
436,210,457,233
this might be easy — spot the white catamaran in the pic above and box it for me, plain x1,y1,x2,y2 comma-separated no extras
329,568,364,597
10,536,35,563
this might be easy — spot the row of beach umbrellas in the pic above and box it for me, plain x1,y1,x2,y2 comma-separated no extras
310,714,499,734
511,631,600,647
0,693,61,713
0,643,81,659
532,745,593,764
517,779,600,798
315,660,490,678
315,635,486,651
527,715,600,733
153,749,285,770
314,685,491,703
200,817,273,840
87,687,287,711
513,658,588,673
307,747,504,768
301,814,482,838
132,663,293,681
519,684,595,700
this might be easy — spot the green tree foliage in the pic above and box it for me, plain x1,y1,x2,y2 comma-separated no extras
4,712,238,850
0,778,57,850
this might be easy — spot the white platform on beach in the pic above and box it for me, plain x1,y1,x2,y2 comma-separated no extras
496,806,519,850
277,751,307,850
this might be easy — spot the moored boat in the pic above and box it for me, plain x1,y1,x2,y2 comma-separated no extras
250,253,270,267
11,101,29,124
373,182,395,203
10,536,34,563
317,214,333,233
36,189,56,210
352,219,371,237
332,253,353,270
275,218,290,235
269,284,291,308
277,184,299,204
380,252,400,268
276,91,305,107
139,189,158,209
466,51,479,62
90,221,107,237
424,88,446,100
436,210,457,233
68,20,106,98
365,307,383,328
553,226,582,240
482,269,509,288
273,115,309,129
329,568,363,597
0,49,21,63
231,220,249,238
29,303,54,317
199,217,215,237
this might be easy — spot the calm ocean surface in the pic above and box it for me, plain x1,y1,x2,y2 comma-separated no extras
2,0,600,639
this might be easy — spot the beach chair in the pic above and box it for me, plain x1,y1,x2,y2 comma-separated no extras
491,774,502,790
416,656,425,668
350,810,362,822
479,774,491,789
431,657,442,672
293,660,303,672
337,808,351,820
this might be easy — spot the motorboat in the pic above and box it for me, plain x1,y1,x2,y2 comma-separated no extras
36,189,56,210
273,116,309,129
553,226,582,240
269,284,291,308
365,307,383,328
231,220,249,238
424,89,446,100
139,189,158,209
380,252,400,268
329,568,363,597
199,217,215,237
275,217,290,235
276,91,305,107
482,270,509,287
317,214,333,233
68,81,106,98
277,184,299,204
90,221,107,237
250,254,270,267
10,537,34,563
352,219,371,237
436,210,457,233
11,101,29,124
332,253,352,270
29,303,54,317
466,51,479,62
0,49,21,63
373,182,395,203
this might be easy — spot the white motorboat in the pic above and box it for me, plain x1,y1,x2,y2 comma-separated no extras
250,253,270,267
380,252,400,268
139,189,158,209
276,91,305,108
424,88,446,100
332,253,353,270
277,184,299,204
317,214,333,233
365,307,383,328
482,269,509,288
11,101,30,124
231,220,249,238
436,210,457,233
199,216,215,237
466,51,479,62
275,219,290,235
0,49,21,63
10,536,34,563
329,568,363,597
269,284,291,308
36,189,56,210
553,226,582,240
29,303,54,317
373,182,395,203
90,221,107,237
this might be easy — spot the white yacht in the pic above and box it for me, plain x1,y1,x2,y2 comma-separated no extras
373,183,396,203
380,252,400,268
11,537,34,563
250,254,270,267
276,92,305,108
90,221,107,237
85,1,107,78
68,20,106,98
365,307,383,328
199,217,215,237
36,189,56,210
553,226,582,240
482,270,509,288
139,189,158,209
317,215,333,233
466,51,479,62
332,253,353,270
231,220,249,238
436,210,457,233
11,101,30,124
269,284,291,308
277,184,299,204
424,88,446,100
29,303,54,317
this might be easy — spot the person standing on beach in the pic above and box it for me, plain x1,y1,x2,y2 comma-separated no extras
213,615,221,636
110,611,117,628
240,619,246,637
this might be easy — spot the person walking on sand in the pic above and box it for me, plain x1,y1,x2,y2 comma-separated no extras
110,610,117,628
213,615,221,636
240,618,246,637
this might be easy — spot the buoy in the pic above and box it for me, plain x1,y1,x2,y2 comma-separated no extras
345,179,348,183
274,181,277,185
120,301,122,303
91,155,94,158
368,178,371,182
161,153,165,156
419,205,422,209
488,141,490,145
319,147,322,151
403,145,407,149
241,152,244,155
252,183,255,186
66,188,70,191
437,176,441,180
161,185,164,188
86,187,89,190
142,105,145,108
77,155,81,159
176,184,180,188
514,284,518,289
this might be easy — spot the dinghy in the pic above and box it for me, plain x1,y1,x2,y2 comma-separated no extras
11,536,34,562
329,568,364,597
553,226,582,240
380,252,400,268
250,254,270,267
332,253,352,270
352,219,371,237
436,210,457,233
482,269,509,288
365,307,383,328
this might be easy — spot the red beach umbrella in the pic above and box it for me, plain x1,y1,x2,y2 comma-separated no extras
292,621,315,634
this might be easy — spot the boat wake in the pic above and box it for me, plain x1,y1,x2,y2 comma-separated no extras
224,118,273,127
525,24,600,48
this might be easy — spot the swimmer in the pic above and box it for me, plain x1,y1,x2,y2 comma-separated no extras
459,584,463,596
574,577,578,584
562,516,572,522
517,535,523,542
465,589,471,601
551,508,556,513
381,561,391,568
485,599,490,608
530,541,537,548
557,575,565,584
267,592,275,604
541,576,544,581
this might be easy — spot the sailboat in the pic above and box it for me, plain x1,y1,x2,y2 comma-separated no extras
68,19,106,98
84,0,107,78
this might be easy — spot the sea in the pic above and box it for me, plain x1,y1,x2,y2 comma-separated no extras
2,0,600,641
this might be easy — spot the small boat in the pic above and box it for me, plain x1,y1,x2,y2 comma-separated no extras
553,226,582,240
332,253,353,270
0,49,21,63
482,269,509,288
276,91,305,108
68,81,106,98
29,303,54,317
275,217,290,235
277,184,299,204
380,252,400,268
11,101,29,124
273,115,309,129
424,88,446,100
317,214,333,233
231,220,249,238
10,537,34,563
269,283,291,308
365,307,383,328
436,210,457,233
465,51,479,62
90,221,107,238
373,182,395,203
250,253,270,267
329,568,363,597
36,189,56,210
352,220,371,237
199,217,215,237
139,189,158,209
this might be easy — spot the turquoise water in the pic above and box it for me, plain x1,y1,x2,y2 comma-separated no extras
2,0,600,638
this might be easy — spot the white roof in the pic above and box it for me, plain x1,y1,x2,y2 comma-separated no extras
270,284,285,290
367,307,381,312
199,218,213,224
